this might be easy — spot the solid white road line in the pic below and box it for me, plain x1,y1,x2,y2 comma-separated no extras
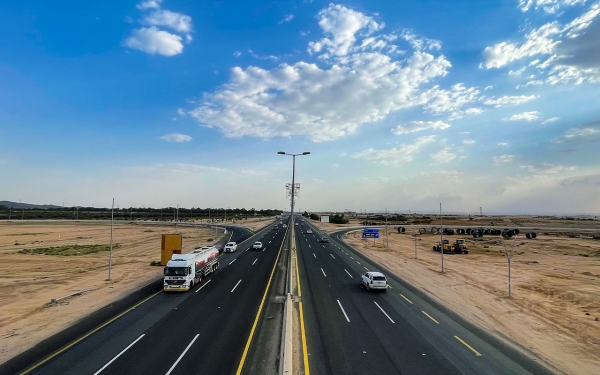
231,279,242,292
229,259,236,265
195,279,211,293
93,334,145,374
374,302,395,323
344,269,353,278
313,253,316,258
321,268,326,277
330,254,335,259
252,259,257,265
337,300,350,322
165,334,199,375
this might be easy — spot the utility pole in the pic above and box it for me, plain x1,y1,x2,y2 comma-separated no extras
21,208,25,220
108,198,114,281
501,235,517,297
385,208,388,248
8,207,11,220
130,207,132,221
175,205,179,232
440,203,444,273
414,235,419,259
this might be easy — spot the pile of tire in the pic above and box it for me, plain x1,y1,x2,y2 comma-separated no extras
525,232,537,239
397,227,406,233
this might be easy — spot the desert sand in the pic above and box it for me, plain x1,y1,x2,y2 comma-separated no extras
0,217,274,365
311,217,600,375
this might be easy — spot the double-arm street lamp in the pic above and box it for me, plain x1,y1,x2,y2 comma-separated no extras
278,151,310,221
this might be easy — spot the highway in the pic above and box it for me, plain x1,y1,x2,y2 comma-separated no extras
296,218,556,375
11,223,287,375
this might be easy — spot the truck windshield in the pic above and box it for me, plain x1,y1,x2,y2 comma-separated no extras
164,267,188,276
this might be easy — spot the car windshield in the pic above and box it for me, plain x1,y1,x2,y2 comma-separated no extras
164,267,188,276
373,276,386,281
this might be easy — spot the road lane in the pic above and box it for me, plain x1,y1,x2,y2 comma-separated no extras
22,224,286,375
297,219,554,375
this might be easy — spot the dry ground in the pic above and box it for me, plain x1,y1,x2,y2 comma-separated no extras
0,217,277,365
310,217,600,375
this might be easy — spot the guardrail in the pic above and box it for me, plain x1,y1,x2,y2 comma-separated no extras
48,288,97,305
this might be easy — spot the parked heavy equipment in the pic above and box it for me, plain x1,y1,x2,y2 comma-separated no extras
451,239,468,254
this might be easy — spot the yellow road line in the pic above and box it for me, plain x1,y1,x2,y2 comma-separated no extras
454,336,482,356
421,311,439,324
295,243,310,375
236,226,286,375
19,290,162,375
399,294,413,304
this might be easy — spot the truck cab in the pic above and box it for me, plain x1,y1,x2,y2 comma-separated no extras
163,254,200,292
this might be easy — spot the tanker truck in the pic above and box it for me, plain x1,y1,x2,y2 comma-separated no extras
163,246,220,292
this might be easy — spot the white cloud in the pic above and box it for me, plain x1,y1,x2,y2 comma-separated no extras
122,27,183,56
248,49,279,61
233,51,242,57
416,83,483,119
497,142,510,146
509,67,527,75
484,85,493,91
541,116,560,124
125,1,192,55
391,120,450,135
352,135,436,166
493,154,516,165
143,9,192,34
518,0,586,14
177,108,186,117
137,0,162,10
505,111,540,121
552,120,600,143
400,30,441,51
482,3,600,84
430,147,456,164
159,133,192,142
459,131,471,134
483,94,538,107
189,5,469,142
308,4,383,57
278,14,295,24
521,163,577,173
463,139,476,144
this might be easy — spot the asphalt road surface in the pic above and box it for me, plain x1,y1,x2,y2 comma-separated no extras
19,224,287,375
296,218,556,375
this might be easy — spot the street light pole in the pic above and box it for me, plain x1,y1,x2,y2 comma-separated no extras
440,203,444,273
278,151,310,288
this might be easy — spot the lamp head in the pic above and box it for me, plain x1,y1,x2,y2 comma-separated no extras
302,152,311,155
277,151,286,155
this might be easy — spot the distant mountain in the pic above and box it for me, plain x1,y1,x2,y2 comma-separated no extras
0,201,62,209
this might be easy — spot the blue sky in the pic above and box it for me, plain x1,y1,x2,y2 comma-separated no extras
1,0,599,214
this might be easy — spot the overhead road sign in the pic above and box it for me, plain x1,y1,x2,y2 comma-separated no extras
362,228,379,238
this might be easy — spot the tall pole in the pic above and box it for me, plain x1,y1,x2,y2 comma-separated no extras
108,198,114,281
175,204,179,232
385,208,388,248
8,207,11,220
414,236,418,259
440,203,444,273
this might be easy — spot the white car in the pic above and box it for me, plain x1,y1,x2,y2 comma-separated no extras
224,242,237,253
306,229,312,234
283,224,287,228
361,271,388,292
252,241,263,250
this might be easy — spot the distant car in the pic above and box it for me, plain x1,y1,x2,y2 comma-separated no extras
361,272,388,292
252,242,263,250
224,242,238,253
273,226,278,230
295,223,299,226
319,236,329,243
283,224,287,228
306,229,312,234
